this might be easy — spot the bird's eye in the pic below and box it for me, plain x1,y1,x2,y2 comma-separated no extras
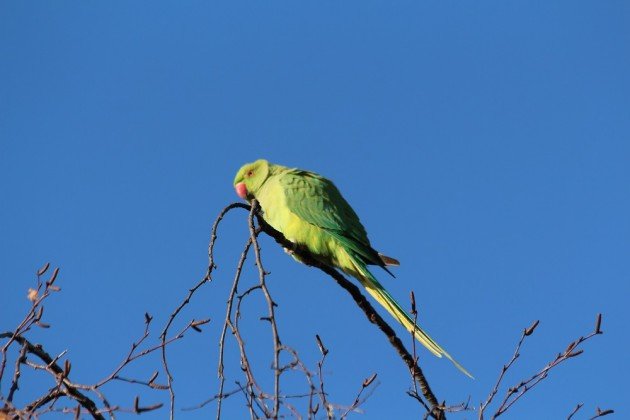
247,170,254,177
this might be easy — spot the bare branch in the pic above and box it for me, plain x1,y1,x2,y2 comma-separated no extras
590,407,614,419
567,403,584,420
480,315,606,419
248,200,282,419
160,202,249,419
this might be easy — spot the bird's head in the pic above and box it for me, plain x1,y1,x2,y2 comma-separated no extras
233,159,271,201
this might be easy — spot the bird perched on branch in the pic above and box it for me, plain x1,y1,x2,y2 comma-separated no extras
233,159,471,377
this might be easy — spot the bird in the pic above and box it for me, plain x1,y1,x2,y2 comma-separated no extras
233,159,471,377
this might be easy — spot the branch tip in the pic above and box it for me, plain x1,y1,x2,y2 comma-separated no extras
363,373,377,388
37,262,51,276
47,267,60,286
595,313,603,334
410,291,417,315
567,349,584,358
315,334,329,356
594,407,614,418
191,318,210,332
524,320,539,336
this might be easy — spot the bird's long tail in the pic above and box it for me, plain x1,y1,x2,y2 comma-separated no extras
355,265,473,378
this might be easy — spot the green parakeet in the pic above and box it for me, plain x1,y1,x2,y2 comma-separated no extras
233,159,471,377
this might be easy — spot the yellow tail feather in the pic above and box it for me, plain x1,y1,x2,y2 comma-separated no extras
355,267,473,379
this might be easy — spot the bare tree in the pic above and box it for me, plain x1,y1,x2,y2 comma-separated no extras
1,202,613,419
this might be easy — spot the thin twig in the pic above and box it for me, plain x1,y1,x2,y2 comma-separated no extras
340,373,378,418
6,342,27,403
248,200,282,419
217,235,253,418
589,407,614,419
479,320,539,418
481,315,605,419
567,403,584,420
160,202,248,419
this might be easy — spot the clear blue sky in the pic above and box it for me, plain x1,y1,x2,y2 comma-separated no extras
1,2,628,418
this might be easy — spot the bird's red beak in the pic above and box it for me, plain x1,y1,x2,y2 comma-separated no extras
235,182,248,199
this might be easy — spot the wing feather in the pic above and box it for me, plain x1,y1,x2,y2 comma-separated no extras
280,170,382,266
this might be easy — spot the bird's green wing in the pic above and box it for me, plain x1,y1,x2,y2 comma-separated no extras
279,170,381,266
